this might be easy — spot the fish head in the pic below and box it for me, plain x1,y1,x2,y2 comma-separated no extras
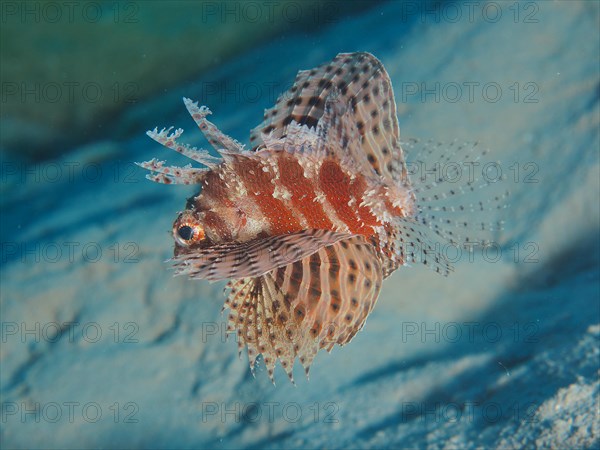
172,182,264,257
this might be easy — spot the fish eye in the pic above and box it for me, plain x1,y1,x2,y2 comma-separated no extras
173,214,205,246
177,225,194,241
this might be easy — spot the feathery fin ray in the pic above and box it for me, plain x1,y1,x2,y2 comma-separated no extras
223,235,382,384
173,229,356,282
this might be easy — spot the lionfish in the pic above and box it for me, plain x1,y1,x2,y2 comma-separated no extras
139,52,506,384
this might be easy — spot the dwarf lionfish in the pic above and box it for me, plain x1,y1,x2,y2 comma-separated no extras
138,52,506,384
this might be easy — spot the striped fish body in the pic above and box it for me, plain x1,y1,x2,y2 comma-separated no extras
139,52,506,384
185,148,413,259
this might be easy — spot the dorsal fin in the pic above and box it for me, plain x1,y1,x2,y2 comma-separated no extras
249,52,408,188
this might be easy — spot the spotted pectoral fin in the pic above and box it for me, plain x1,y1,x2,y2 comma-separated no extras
223,235,383,384
249,52,408,187
173,229,355,282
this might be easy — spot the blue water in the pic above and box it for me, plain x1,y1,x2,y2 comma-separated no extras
1,1,599,449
